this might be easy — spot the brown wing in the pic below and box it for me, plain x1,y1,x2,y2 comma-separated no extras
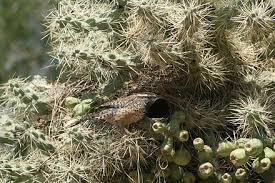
100,92,158,109
104,107,145,125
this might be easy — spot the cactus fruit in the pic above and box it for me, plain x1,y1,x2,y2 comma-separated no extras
65,97,81,109
153,111,190,160
264,147,275,164
230,148,249,167
244,138,263,157
221,173,232,183
235,168,247,180
193,138,204,151
198,162,214,180
161,137,175,157
235,138,249,148
252,157,272,174
73,102,91,117
216,141,237,157
198,145,214,163
172,148,191,166
152,121,168,134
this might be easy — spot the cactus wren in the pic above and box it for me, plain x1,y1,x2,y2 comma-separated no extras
91,92,160,125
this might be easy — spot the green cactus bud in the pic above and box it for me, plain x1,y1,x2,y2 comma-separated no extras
193,138,204,151
235,168,247,180
264,147,275,164
152,122,167,134
230,148,249,167
221,173,232,183
182,172,196,183
216,141,237,157
252,157,272,174
172,148,191,166
65,97,81,109
177,130,189,142
198,162,214,179
235,138,249,148
73,102,91,117
198,145,213,162
161,137,175,157
244,138,263,157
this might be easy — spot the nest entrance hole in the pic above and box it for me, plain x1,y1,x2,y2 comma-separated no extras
146,99,170,118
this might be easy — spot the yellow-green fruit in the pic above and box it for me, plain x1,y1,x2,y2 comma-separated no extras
264,147,275,164
244,138,263,157
252,157,272,174
193,138,204,151
198,162,214,180
216,141,237,157
73,103,91,116
161,137,175,157
198,145,213,162
235,168,247,180
172,148,191,166
152,122,167,134
230,149,249,167
81,99,93,104
221,173,232,183
65,97,81,108
182,172,196,183
177,130,189,142
235,138,249,148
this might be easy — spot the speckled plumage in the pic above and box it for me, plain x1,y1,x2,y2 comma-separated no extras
92,93,159,125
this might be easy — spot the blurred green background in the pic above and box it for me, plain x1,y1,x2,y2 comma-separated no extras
0,0,57,82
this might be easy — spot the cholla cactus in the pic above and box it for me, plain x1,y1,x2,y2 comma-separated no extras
1,0,275,182
231,0,275,42
229,90,275,137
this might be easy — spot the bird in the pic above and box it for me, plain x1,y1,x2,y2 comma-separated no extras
69,92,162,127
91,92,160,125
